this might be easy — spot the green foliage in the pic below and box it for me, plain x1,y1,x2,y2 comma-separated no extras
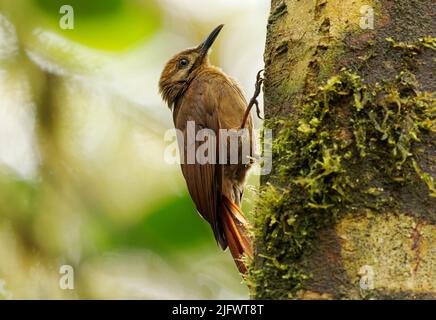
386,36,436,53
32,0,161,51
103,194,217,253
35,0,123,16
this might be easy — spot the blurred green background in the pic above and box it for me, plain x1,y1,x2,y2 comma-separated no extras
0,0,268,299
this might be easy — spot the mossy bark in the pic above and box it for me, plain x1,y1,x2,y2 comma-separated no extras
249,0,435,299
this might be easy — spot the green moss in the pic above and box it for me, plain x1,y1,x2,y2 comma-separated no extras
412,159,436,198
249,42,435,298
385,37,436,68
386,36,436,53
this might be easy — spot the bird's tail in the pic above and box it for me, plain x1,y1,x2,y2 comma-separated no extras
221,195,253,274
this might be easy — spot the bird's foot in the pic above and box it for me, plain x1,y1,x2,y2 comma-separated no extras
240,69,264,129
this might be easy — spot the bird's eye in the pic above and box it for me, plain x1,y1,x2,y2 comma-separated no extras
179,58,189,68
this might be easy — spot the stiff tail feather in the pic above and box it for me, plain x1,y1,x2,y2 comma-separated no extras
221,195,253,274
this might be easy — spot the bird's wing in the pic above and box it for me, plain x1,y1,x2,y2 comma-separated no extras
175,73,251,249
217,77,250,129
176,76,225,249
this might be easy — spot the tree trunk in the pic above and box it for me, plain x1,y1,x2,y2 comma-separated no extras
249,0,435,299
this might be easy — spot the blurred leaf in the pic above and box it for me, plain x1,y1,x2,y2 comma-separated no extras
87,193,217,254
0,174,39,222
35,0,123,16
32,0,161,51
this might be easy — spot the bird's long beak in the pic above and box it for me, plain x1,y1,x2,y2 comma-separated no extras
198,24,224,59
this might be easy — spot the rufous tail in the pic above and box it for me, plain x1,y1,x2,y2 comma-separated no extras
221,195,253,274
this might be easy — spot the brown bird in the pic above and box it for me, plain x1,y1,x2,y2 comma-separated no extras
159,25,258,274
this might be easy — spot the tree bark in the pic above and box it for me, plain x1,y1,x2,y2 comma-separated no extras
250,0,435,299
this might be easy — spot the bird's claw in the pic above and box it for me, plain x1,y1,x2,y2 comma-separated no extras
254,100,264,120
256,69,264,83
240,69,265,128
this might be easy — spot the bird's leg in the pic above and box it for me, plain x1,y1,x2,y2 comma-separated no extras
240,69,264,129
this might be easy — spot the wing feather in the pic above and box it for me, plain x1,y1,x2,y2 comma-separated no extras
174,70,251,250
176,76,225,248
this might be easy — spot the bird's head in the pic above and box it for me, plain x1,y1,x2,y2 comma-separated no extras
159,24,224,108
